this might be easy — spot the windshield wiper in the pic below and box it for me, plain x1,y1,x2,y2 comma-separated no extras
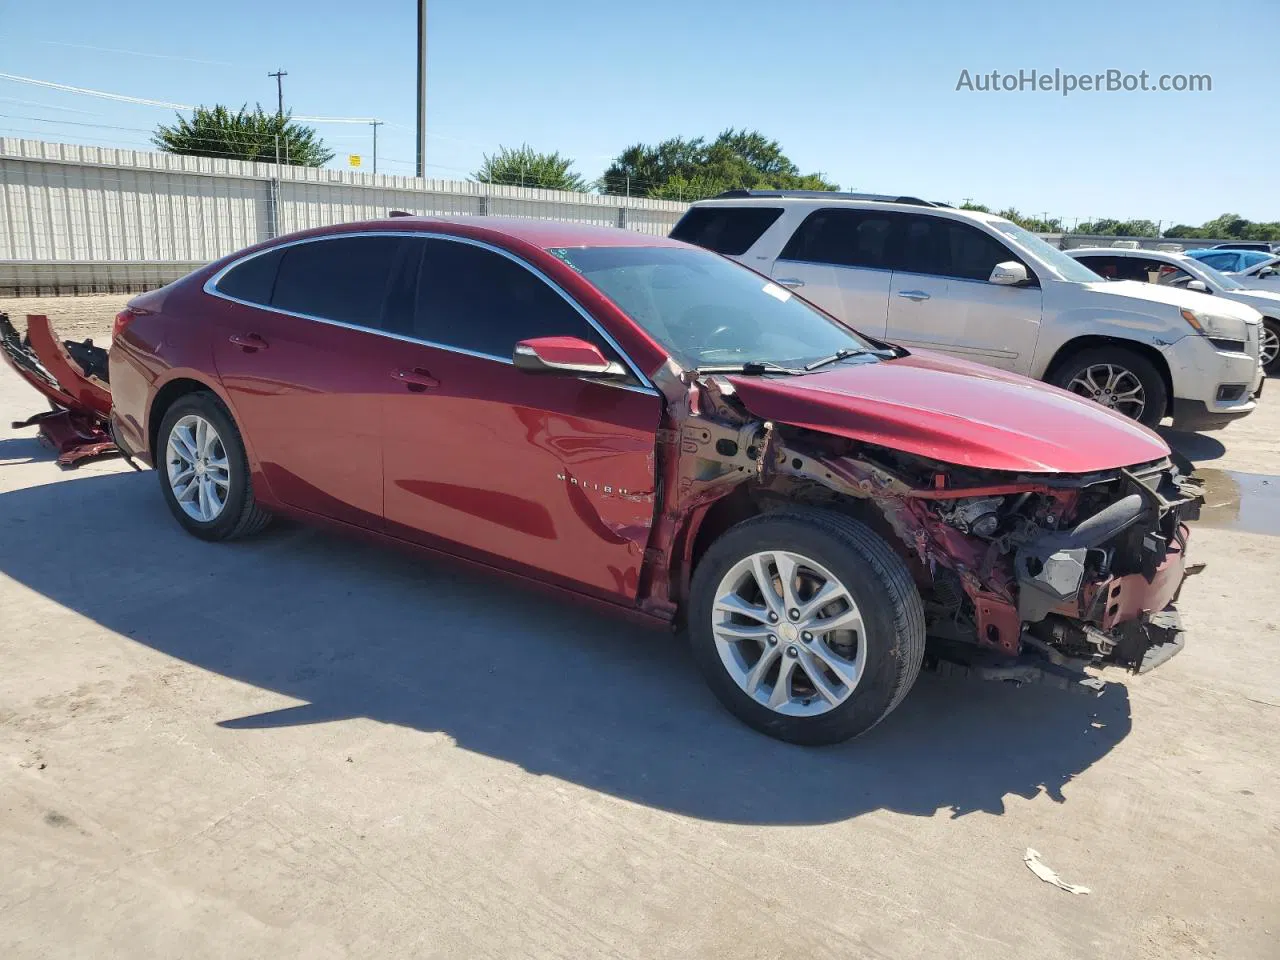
696,359,806,376
804,348,865,371
804,346,900,371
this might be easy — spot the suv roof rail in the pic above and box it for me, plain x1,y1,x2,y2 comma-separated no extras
709,189,949,207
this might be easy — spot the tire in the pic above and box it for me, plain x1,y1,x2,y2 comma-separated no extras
1260,318,1279,375
156,392,272,541
687,508,926,746
1048,346,1168,429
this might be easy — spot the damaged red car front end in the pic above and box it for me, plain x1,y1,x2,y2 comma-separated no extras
1,312,120,467
642,349,1205,689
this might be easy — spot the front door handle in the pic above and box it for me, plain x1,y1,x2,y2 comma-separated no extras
228,333,269,351
775,277,805,288
393,368,439,392
897,290,931,302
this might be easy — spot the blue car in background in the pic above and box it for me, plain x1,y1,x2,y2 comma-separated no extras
1186,248,1277,274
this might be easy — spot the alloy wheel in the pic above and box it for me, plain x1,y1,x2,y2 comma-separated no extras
1065,363,1147,419
165,414,230,522
1261,324,1279,369
711,550,866,717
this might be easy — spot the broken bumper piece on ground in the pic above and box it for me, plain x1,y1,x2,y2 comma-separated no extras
0,312,120,468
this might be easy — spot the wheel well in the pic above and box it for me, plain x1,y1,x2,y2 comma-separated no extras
689,489,761,578
147,378,214,460
1044,335,1174,414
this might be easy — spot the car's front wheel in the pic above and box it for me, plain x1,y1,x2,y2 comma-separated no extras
157,392,272,541
688,508,926,745
1260,317,1279,374
1049,346,1168,428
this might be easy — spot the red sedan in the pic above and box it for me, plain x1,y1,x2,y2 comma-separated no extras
5,216,1204,744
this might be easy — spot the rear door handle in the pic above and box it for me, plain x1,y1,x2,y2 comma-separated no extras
228,333,269,351
775,277,805,288
897,290,931,302
393,368,439,392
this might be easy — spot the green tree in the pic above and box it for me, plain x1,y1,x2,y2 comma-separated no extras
153,105,333,167
600,129,837,199
474,144,587,191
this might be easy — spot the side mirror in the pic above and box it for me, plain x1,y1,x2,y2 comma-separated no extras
989,261,1029,286
513,336,628,378
1259,267,1277,278
1186,280,1209,293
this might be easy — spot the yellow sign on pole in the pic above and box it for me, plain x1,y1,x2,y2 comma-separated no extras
348,154,362,168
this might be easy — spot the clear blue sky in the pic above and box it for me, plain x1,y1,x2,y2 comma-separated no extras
1,0,1274,226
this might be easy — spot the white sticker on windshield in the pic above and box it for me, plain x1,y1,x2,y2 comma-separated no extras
761,282,792,302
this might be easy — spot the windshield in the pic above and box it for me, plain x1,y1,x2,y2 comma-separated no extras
987,219,1104,283
549,245,875,370
1182,257,1246,290
1239,250,1276,270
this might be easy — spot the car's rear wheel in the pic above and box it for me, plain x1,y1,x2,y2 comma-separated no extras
1260,318,1279,374
1049,347,1168,428
688,508,925,746
157,392,271,541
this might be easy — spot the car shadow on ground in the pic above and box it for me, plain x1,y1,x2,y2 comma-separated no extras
0,470,1132,825
1160,429,1227,464
0,436,49,466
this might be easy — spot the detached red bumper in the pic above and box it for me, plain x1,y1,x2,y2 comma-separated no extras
1,313,119,467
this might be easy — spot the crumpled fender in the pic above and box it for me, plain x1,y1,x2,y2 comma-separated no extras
1,313,119,467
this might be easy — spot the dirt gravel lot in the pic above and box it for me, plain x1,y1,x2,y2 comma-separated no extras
1,301,1278,959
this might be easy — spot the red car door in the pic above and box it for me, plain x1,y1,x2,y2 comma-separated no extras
209,234,416,530
381,236,663,602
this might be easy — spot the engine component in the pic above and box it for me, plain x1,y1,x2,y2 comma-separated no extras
938,496,1004,538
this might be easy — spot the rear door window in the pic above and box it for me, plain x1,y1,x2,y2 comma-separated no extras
270,235,403,329
778,209,897,269
670,207,784,255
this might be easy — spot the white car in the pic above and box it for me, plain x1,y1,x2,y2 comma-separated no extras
1231,255,1280,292
671,192,1264,430
1068,247,1280,373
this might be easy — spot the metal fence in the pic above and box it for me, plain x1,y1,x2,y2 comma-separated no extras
0,136,1258,296
0,137,690,296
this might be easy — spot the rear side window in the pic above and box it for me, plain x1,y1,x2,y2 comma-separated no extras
271,235,402,327
215,248,283,304
1075,255,1121,279
413,239,618,362
670,206,784,255
1196,252,1237,271
778,209,897,269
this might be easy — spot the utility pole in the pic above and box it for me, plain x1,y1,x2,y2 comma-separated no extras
415,0,428,177
267,69,288,116
370,120,383,175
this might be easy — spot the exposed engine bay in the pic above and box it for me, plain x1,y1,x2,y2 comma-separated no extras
645,366,1206,686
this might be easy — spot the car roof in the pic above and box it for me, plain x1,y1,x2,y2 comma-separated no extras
285,215,686,250
688,194,1005,224
1068,247,1192,261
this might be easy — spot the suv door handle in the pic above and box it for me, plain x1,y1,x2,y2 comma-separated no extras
897,290,931,302
393,368,439,392
228,333,269,351
775,277,805,288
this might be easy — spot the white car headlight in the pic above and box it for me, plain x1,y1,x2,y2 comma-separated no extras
1180,308,1248,343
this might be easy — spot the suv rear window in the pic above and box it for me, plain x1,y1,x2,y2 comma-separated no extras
670,206,784,255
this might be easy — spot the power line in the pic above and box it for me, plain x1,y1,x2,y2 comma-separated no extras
0,72,380,124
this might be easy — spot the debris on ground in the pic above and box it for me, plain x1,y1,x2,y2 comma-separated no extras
1024,848,1091,895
